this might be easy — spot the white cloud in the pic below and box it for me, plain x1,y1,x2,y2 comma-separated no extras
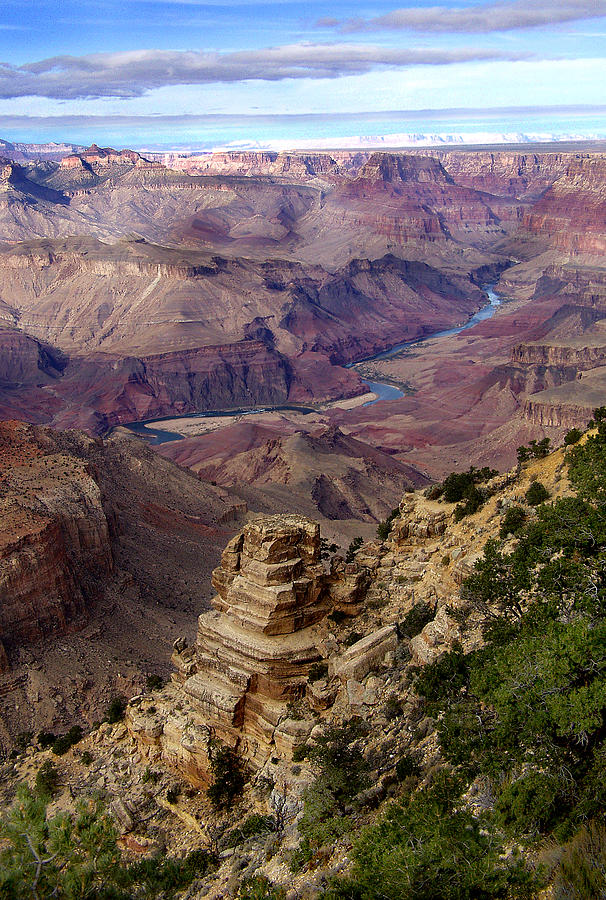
0,43,533,100
328,0,606,34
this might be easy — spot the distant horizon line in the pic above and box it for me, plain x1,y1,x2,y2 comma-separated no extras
2,103,606,130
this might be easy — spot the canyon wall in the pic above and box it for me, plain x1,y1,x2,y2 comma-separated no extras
522,155,606,253
0,422,113,667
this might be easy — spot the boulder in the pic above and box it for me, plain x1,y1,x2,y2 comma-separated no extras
330,626,398,683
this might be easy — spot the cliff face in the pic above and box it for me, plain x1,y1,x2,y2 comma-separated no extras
0,422,113,665
0,329,66,385
172,150,341,180
0,339,365,436
75,342,296,433
0,419,257,739
0,239,482,362
511,341,606,369
60,144,157,170
429,150,571,199
334,151,511,244
522,155,606,253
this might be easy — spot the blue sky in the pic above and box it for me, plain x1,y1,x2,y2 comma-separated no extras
1,0,605,148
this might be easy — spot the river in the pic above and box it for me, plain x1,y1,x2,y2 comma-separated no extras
356,285,502,406
121,286,502,444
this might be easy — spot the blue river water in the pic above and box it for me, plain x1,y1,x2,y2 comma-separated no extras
122,286,501,443
357,285,501,406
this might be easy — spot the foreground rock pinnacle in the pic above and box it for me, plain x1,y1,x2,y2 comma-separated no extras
128,515,331,782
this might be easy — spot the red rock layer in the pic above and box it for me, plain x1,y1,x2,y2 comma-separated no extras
523,156,606,253
427,150,572,200
0,422,113,665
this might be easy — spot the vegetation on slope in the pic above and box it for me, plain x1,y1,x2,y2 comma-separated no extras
2,417,605,899
309,417,606,898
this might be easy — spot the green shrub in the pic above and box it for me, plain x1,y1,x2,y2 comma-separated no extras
286,699,305,720
525,480,550,506
453,484,484,520
0,786,217,899
35,760,60,798
438,467,496,503
495,771,569,835
292,743,309,762
238,874,286,899
529,437,551,458
345,537,363,563
166,785,181,804
377,508,400,540
37,731,56,750
395,752,421,781
499,505,527,537
413,643,468,705
146,674,164,691
328,609,347,625
383,697,402,721
553,820,606,900
15,732,33,752
320,539,339,560
296,723,370,859
125,848,217,897
325,772,536,900
344,630,363,647
80,750,94,766
207,741,246,808
398,601,435,639
52,725,84,756
0,788,122,897
564,428,582,446
226,814,275,847
104,696,127,724
517,445,531,464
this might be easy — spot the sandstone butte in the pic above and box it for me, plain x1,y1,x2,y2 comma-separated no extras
127,514,373,784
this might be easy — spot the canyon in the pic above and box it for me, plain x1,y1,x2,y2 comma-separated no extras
2,141,606,739
2,143,603,466
1,139,606,897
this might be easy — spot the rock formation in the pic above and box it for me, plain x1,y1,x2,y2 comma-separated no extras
522,155,606,253
128,515,334,782
60,144,159,171
0,422,113,665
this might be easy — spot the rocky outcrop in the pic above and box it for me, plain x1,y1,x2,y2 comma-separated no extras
392,497,448,544
0,422,113,662
128,516,333,782
60,144,159,171
523,396,594,429
511,341,606,370
355,153,451,186
329,625,397,682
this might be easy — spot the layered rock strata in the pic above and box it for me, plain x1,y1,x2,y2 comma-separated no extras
0,421,113,665
127,516,333,783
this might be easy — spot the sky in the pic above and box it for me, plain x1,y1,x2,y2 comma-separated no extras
1,0,606,148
